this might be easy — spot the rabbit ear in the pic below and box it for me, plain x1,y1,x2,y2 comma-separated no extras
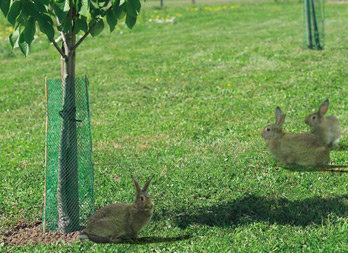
275,107,286,126
131,175,141,194
319,99,329,117
142,177,153,192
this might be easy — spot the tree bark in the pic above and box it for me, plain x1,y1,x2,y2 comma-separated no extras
57,31,80,234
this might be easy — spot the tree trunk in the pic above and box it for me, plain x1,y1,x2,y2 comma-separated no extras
192,0,195,5
160,0,163,8
57,32,80,234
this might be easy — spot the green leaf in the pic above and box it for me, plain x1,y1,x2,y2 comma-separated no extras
101,1,112,11
90,19,104,37
79,0,90,17
23,17,36,45
114,2,125,19
37,14,55,41
9,26,20,48
90,0,99,9
106,9,117,32
19,33,30,56
54,0,68,11
63,17,73,32
91,0,110,9
21,1,38,19
33,1,47,13
0,0,10,16
126,0,141,18
35,0,50,4
125,13,136,29
74,16,88,34
63,0,70,12
7,1,22,25
53,1,69,24
52,0,73,33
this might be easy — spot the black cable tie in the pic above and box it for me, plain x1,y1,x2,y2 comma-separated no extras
58,107,82,122
59,110,65,119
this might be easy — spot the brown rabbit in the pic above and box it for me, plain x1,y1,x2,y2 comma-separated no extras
305,99,341,148
80,175,154,243
262,107,329,167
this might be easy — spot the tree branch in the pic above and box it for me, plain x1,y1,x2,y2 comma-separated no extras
71,1,116,52
52,39,67,59
71,21,98,51
55,35,62,43
55,16,69,52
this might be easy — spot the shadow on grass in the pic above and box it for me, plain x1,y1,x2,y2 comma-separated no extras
334,144,348,152
118,235,193,245
283,165,348,173
173,195,347,229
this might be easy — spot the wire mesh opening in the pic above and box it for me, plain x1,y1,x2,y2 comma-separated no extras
304,0,325,50
42,77,95,233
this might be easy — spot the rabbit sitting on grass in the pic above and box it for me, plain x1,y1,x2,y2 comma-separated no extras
79,175,154,243
262,107,329,167
305,99,341,148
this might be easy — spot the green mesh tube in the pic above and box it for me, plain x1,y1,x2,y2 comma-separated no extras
42,77,95,232
304,0,325,50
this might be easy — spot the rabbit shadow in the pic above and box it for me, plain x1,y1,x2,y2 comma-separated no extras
173,195,347,229
119,235,193,245
283,165,348,173
333,144,348,152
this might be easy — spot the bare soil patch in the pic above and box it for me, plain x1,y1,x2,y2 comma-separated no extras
2,221,80,246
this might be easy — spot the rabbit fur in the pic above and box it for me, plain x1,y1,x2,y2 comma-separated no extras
81,175,154,243
262,107,330,167
305,99,341,148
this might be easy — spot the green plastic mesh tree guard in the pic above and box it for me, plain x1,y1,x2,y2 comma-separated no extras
304,0,325,50
42,77,95,232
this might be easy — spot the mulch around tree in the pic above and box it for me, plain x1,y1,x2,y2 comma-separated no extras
1,221,81,246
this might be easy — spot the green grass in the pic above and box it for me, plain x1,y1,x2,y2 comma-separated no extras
1,1,347,251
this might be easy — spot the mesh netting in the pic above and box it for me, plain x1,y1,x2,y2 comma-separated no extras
42,77,94,233
303,0,325,50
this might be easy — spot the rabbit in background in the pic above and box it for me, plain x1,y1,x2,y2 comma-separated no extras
262,107,330,167
79,175,154,243
305,99,341,148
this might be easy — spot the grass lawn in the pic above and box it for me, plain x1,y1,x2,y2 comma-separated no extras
1,0,347,251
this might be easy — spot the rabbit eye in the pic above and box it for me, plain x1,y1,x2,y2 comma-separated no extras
140,196,144,201
266,127,270,132
312,116,316,120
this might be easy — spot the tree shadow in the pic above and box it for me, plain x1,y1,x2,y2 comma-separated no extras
173,195,347,229
118,235,193,245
